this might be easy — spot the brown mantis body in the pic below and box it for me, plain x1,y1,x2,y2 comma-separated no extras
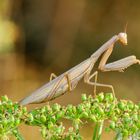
19,32,140,106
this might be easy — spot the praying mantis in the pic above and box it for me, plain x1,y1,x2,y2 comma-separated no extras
19,31,140,106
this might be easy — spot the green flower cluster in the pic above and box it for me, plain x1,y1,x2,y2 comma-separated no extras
26,103,82,139
0,93,140,140
111,100,140,139
0,95,27,140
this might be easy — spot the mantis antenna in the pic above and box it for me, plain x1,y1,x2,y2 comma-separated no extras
124,22,128,33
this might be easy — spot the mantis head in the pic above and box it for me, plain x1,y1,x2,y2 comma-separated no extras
118,32,127,45
118,23,128,45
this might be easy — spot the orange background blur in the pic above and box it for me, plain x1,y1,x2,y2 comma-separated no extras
0,0,140,139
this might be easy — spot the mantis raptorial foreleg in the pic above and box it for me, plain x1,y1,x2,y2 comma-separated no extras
48,73,72,100
98,46,113,71
50,73,57,81
101,55,140,72
98,45,140,72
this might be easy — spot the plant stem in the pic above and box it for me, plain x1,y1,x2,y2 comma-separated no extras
97,121,104,140
92,123,99,140
115,132,123,140
92,121,104,140
12,129,24,140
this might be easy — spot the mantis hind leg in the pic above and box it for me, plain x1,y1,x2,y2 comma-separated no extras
48,73,72,100
50,73,57,81
84,71,115,98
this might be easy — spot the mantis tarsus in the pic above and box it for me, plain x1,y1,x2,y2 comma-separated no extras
19,32,140,105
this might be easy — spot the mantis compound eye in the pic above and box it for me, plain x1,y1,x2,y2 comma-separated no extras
118,33,127,45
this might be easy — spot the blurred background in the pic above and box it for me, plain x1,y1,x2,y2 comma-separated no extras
0,0,140,139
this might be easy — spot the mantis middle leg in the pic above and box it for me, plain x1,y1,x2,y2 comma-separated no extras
84,71,115,97
84,45,115,97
